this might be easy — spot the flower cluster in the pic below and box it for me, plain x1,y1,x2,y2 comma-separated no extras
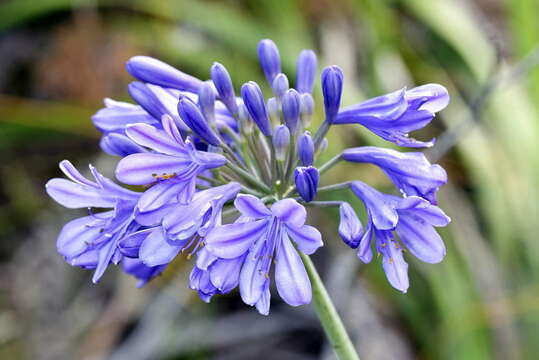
46,39,450,314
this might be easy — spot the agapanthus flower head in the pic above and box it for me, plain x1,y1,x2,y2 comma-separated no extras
49,38,451,314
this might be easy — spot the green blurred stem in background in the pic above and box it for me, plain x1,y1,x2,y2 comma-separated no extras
300,253,360,360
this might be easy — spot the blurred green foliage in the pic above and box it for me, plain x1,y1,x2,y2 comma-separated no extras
1,0,538,359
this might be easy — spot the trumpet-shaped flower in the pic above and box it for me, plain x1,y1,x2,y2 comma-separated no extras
203,195,323,315
335,84,449,147
343,146,447,203
350,181,450,292
116,116,227,215
46,160,140,283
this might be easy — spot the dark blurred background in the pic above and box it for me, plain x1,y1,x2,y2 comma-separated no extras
1,0,538,359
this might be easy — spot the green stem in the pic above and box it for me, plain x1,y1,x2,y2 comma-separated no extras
313,120,331,150
304,200,343,207
317,181,351,193
225,163,272,194
318,153,343,175
300,253,360,360
283,135,297,188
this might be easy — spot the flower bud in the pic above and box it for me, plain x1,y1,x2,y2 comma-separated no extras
198,81,216,125
294,166,319,202
100,133,145,157
318,137,329,154
300,93,314,128
298,131,314,166
296,50,317,94
238,103,254,134
177,97,221,146
282,89,301,134
267,97,280,123
127,81,171,121
273,125,290,161
321,65,343,123
126,56,203,93
210,62,238,115
258,39,281,85
272,73,289,98
338,202,363,248
240,81,271,136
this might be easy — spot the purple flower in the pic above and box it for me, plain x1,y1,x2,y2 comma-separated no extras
294,166,319,202
126,55,203,93
338,202,363,248
100,133,147,157
116,116,227,215
92,98,158,156
258,39,281,85
321,66,344,122
211,62,239,115
296,50,317,94
92,98,158,134
350,181,450,293
335,84,449,148
272,73,289,98
198,81,216,125
46,161,140,283
127,82,188,131
120,183,241,267
122,257,168,288
241,81,272,136
203,195,323,315
163,183,241,242
298,131,314,166
299,93,314,127
189,239,245,303
48,38,451,308
282,88,301,133
342,146,447,204
273,125,290,161
177,96,221,146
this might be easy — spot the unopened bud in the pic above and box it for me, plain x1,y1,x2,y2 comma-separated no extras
298,131,314,166
273,125,290,161
198,81,216,125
